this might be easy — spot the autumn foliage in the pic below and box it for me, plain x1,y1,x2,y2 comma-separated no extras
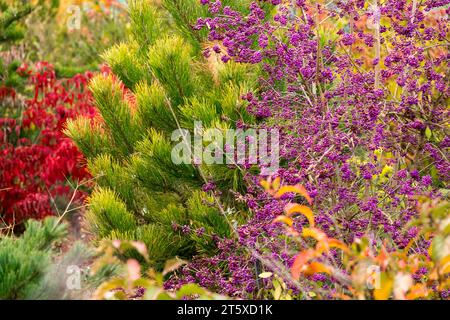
0,62,95,225
262,178,450,300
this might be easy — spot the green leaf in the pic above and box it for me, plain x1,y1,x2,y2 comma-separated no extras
425,127,432,140
176,283,207,299
272,280,282,300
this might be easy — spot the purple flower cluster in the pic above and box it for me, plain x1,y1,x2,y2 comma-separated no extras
166,0,449,298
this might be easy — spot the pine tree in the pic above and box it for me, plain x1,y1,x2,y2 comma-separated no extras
0,0,34,43
66,0,265,267
0,217,116,299
0,217,87,299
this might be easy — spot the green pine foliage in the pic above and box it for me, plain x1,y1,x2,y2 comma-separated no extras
0,0,33,43
0,218,77,299
66,0,262,268
0,217,118,300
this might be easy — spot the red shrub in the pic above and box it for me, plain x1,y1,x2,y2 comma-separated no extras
0,62,96,225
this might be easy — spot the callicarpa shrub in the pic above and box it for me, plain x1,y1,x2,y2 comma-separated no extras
164,0,449,299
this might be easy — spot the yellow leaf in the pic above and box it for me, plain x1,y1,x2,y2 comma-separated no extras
274,184,312,204
302,227,327,242
259,272,273,279
273,283,282,300
427,241,433,258
380,165,393,178
374,272,393,300
272,177,281,191
406,284,429,300
93,278,125,300
327,239,349,253
284,203,315,227
440,255,450,274
260,179,270,190
273,215,294,227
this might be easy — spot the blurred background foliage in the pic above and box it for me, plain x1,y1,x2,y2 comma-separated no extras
1,0,129,85
23,0,129,77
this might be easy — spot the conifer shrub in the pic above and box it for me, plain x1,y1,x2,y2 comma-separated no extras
66,0,268,267
0,217,90,299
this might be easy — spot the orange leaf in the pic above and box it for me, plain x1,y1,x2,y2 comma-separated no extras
302,227,327,242
291,249,315,280
406,284,429,300
304,262,331,276
284,203,315,227
274,184,312,205
333,293,352,300
273,215,294,227
327,239,349,253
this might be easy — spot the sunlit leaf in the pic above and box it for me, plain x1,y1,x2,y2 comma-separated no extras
393,273,413,300
291,249,316,280
144,287,166,300
113,290,127,300
127,259,141,281
431,235,446,262
425,127,432,140
93,278,125,300
302,227,327,242
163,256,187,276
374,272,393,300
273,215,294,227
259,272,273,278
272,280,282,300
272,177,281,191
274,184,312,205
303,262,331,276
327,239,349,253
176,283,207,299
440,255,450,274
284,203,315,227
406,284,429,300
156,292,175,300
